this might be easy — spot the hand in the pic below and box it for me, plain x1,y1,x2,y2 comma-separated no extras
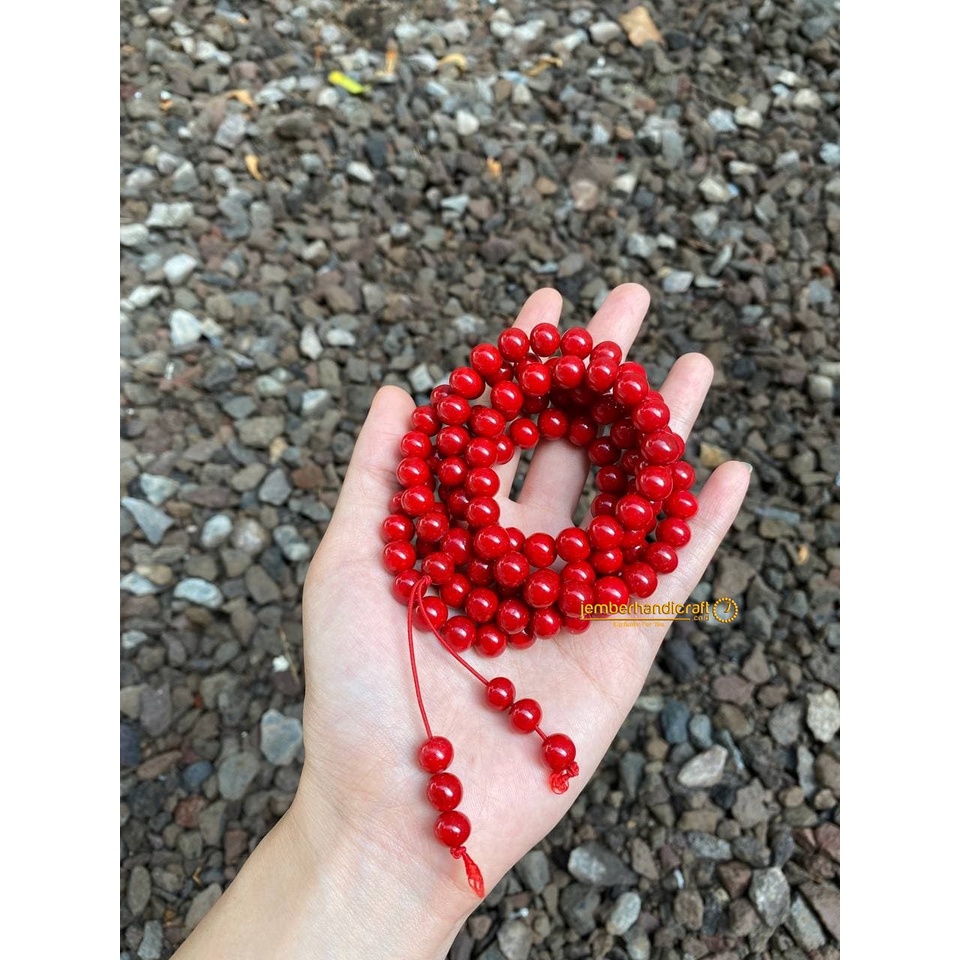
175,284,751,959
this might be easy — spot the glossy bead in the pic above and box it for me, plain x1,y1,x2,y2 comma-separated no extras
416,511,449,542
440,574,471,608
426,772,463,812
400,431,432,458
591,397,622,426
449,366,484,399
530,322,561,356
587,516,624,550
538,409,568,440
393,569,421,602
442,529,472,565
465,587,499,623
495,435,515,464
434,810,471,847
418,736,454,773
559,581,593,616
532,607,563,637
505,527,525,552
596,466,627,494
567,416,598,447
414,595,448,631
383,541,416,574
476,624,507,656
672,461,696,490
470,343,502,378
591,492,618,516
609,418,637,449
437,457,467,487
561,560,596,584
510,698,542,733
422,551,454,584
465,437,498,468
436,394,471,426
474,524,511,560
389,491,404,513
591,548,624,575
498,328,530,362
623,562,658,598
509,631,536,650
485,676,515,710
469,406,506,439
411,405,440,435
613,370,648,406
442,616,476,651
645,542,679,573
523,532,557,568
633,396,670,432
657,517,691,548
560,327,593,358
591,340,622,364
496,598,531,634
641,430,684,465
436,426,469,457
382,514,415,542
465,496,500,527
637,465,673,500
494,551,531,589
587,437,618,466
594,576,629,607
665,490,698,519
556,527,591,562
465,467,500,498
400,485,434,517
466,558,494,587
490,381,523,418
562,615,591,634
553,355,586,388
510,418,539,448
586,359,618,392
524,568,561,608
616,494,656,532
542,733,576,771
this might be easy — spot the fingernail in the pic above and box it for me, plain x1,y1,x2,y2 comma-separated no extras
744,462,753,474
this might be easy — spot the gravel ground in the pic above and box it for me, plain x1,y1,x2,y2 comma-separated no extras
120,1,839,957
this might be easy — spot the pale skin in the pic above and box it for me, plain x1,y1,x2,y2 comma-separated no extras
174,284,751,959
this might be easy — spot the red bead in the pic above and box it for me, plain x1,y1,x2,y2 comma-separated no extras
469,406,506,439
609,418,637,449
383,541,416,574
665,490,698,519
498,328,530,362
616,495,656,533
442,616,476,651
623,562,658,598
411,405,440,435
437,457,467,487
449,366,484,399
414,595,448,630
393,569,421,602
495,435,515,464
567,416,598,447
591,397,622,425
476,624,507,656
562,615,591,634
389,491,404,513
590,492,617,517
591,340,623,364
465,437,498,469
470,343,502,379
524,568,561,608
509,698,542,733
532,607,563,637
465,496,500,527
466,559,494,586
672,461,696,490
657,517,691,547
560,327,593,358
641,430,684,465
496,598,531,634
596,466,627,494
530,322,561,356
416,511,449,542
400,431,432,458
494,551,531,589
474,524,511,560
637,465,673,500
509,631,536,650
559,581,593,616
509,418,539,448
586,359,618,393
441,529,472,565
553,355,586,388
633,396,670,432
594,576,629,607
588,437,618,466
430,384,454,405
465,467,500,498
382,514,415,542
646,542,679,573
436,426,469,457
418,736,453,773
538,409,568,440
400,485,434,517
523,532,557,568
434,810,471,847
542,733,576,770
426,772,463,812
422,552,454,584
465,587,499,623
436,394,471,426
561,561,596,584
613,370,649,406
440,574,471,608
587,516,624,550
556,527,591,562
485,676,515,710
591,547,624,575
491,381,524,418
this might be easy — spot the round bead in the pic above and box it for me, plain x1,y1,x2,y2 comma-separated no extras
465,496,500,527
436,426,469,457
616,495,656,533
509,698,542,733
426,773,463,812
465,587,499,623
434,810,471,847
491,381,524,418
422,551,454,584
672,461,696,490
382,514,415,542
416,510,449,542
567,416,598,447
530,322,561,356
436,394,471,426
637,465,673,500
470,343,502,378
538,409,569,440
485,676,516,710
665,490,699,519
542,733,576,770
465,467,500,498
559,581,594,616
418,736,453,773
411,405,440,435
476,624,507,656
400,431,432,458
442,616,476,652
469,406,506,439
400,485,434,517
449,366,484,399
393,569,421,602
524,569,561,608
587,516,624,550
657,517,691,548
645,542,679,573
523,532,557,568
383,541,416,574
556,527,591,562
532,607,563,637
498,328,530,362
641,430,684,465
474,524,511,560
623,562,658,598
510,418,539,448
586,360,618,393
465,437,498,468
496,598,530,634
413,595,448,631
553,355,585,388
494,551,531,589
437,457,467,487
594,576,629,607
509,631,536,650
633,396,670,432
560,327,593,358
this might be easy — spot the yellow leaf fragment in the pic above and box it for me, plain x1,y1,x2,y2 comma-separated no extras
245,154,264,181
618,6,664,48
485,156,502,179
437,52,468,72
226,89,257,109
524,55,563,78
328,70,370,95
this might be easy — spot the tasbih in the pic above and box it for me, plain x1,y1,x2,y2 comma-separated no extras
380,322,699,897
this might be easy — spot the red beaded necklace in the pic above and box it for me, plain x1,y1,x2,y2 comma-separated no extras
381,323,699,897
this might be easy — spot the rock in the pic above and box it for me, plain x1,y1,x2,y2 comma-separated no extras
218,752,261,800
699,175,732,204
169,308,202,347
678,745,728,787
624,923,651,960
626,234,656,259
138,919,163,960
120,572,159,595
127,864,151,915
274,525,311,562
769,702,803,746
120,223,149,247
806,689,840,742
199,800,227,845
732,779,768,829
607,891,642,935
559,883,601,935
707,109,738,133
171,161,199,193
238,416,284,448
662,270,694,293
121,497,174,545
674,889,704,930
145,202,193,228
570,179,600,211
259,709,303,765
232,517,269,554
163,253,199,285
619,751,645,798
497,919,532,960
139,474,178,505
276,112,313,139
455,110,480,136
174,578,224,609
714,557,754,596
301,389,331,416
201,514,233,549
662,637,699,682
808,374,835,400
140,683,172,735
734,105,763,129
801,882,840,939
347,161,374,183
820,142,840,166
749,867,790,927
699,442,732,468
258,468,291,505
661,699,690,744
185,883,223,932
689,714,713,749
589,20,622,44
568,842,636,887
515,850,551,893
300,324,323,359
245,565,281,603
121,723,140,766
787,895,826,950
712,675,754,705
686,832,732,860
215,113,247,148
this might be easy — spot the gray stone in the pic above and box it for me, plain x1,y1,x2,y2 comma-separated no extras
171,161,199,193
678,745,728,787
245,565,281,603
259,709,303,766
145,202,193,228
139,473,178,505
120,572,159,596
127,285,164,308
733,779,768,829
787,894,827,950
409,363,435,393
301,388,330,416
300,325,323,359
121,722,140,766
274,525,311,562
169,308,202,347
140,684,172,736
515,849,551,893
559,883,600,936
199,800,227,845
749,867,790,927
734,105,763,129
163,253,199,285
214,113,247,149
120,223,149,247
692,208,719,238
568,842,636,887
185,884,223,932
624,923,651,960
606,891,642,936
174,578,224,609
662,270,694,293
820,142,840,166
346,161,374,183
201,514,233,549
807,374,835,400
626,234,656,258
686,831,732,860
138,919,163,960
661,699,690,744
806,689,840,742
121,497,174,545
618,750,645,798
218,752,261,800
689,714,713,749
259,468,291,505
707,109,737,133
232,517,269,554
302,240,330,264
238,416,284,448
497,919,532,960
769,701,803,746
699,175,731,204
127,864,151,915
589,20,622,44
455,110,480,136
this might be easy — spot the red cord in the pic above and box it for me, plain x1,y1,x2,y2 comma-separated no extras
451,846,485,898
407,578,432,739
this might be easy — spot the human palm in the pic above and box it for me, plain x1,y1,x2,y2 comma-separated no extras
296,285,750,930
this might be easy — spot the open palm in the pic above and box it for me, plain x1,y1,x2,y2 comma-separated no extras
296,284,750,934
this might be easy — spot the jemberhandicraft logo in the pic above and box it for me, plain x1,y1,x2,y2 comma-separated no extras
580,597,739,627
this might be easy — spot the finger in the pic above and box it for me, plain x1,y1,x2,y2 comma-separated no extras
322,386,414,556
657,352,714,443
519,284,652,517
494,288,564,496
